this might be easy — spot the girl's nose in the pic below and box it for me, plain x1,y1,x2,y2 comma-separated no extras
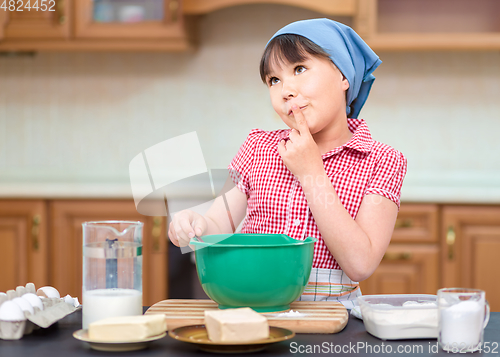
281,81,297,100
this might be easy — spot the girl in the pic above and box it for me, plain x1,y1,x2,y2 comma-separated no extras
168,18,407,309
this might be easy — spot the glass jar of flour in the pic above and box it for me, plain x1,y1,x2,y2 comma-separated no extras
438,288,490,353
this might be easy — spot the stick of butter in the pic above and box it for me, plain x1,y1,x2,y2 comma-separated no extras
204,307,269,343
88,314,167,341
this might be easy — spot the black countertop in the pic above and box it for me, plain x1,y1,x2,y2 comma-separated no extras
1,310,499,357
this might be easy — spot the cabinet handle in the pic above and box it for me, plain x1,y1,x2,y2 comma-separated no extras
382,252,412,261
394,218,413,229
56,0,66,25
169,0,179,23
31,214,41,251
152,217,162,252
446,226,456,260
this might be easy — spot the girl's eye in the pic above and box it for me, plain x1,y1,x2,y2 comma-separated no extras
295,65,306,75
268,77,280,86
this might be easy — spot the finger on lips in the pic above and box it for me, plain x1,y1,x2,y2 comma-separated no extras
291,106,310,135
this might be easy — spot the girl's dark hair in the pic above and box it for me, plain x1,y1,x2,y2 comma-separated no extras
259,34,331,83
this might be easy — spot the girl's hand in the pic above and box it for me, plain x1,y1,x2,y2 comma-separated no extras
278,105,323,180
168,209,207,247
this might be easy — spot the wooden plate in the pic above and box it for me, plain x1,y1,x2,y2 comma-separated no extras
168,324,295,353
73,329,166,352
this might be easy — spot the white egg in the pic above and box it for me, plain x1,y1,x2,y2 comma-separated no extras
63,295,80,308
73,296,81,307
37,286,60,299
0,300,26,321
25,282,36,294
12,297,34,315
22,293,44,311
62,295,72,305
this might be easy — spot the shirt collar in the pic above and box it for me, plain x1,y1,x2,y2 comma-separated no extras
341,118,373,153
277,118,373,156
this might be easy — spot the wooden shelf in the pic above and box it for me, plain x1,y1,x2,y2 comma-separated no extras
183,0,357,16
367,33,500,51
0,39,192,52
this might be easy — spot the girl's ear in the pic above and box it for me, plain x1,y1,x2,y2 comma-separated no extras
341,74,350,90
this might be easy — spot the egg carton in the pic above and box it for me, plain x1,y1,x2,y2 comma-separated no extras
0,283,81,340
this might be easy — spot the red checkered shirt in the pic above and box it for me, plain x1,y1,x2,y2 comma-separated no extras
229,118,407,270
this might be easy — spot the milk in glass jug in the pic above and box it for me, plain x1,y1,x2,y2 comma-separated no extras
82,221,143,329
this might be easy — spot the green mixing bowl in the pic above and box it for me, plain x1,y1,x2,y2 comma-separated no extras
190,233,317,312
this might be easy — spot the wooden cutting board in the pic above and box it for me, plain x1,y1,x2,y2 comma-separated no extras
145,299,348,334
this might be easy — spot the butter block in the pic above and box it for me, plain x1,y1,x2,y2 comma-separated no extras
204,307,269,343
88,314,167,342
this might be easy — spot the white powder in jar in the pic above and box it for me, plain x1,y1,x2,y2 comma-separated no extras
440,300,483,348
361,300,438,339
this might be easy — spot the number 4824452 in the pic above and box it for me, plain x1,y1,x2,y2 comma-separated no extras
1,0,56,11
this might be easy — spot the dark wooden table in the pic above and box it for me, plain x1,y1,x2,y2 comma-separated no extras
1,309,499,356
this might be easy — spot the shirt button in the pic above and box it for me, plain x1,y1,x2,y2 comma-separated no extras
293,219,301,227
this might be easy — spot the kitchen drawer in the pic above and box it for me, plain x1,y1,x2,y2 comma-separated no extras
392,204,439,244
360,244,439,295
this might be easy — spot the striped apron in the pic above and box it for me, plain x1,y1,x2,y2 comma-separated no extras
297,268,361,310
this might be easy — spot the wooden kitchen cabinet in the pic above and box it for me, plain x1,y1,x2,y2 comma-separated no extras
441,206,500,312
0,0,71,41
184,0,500,51
0,0,191,51
0,200,49,293
360,204,440,295
49,199,168,306
360,244,439,295
2,0,500,51
357,0,500,50
73,0,188,46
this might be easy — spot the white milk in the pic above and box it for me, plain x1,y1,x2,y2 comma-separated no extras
440,300,483,348
82,288,142,329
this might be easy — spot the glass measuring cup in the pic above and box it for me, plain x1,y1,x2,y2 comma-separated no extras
438,288,490,353
82,221,143,329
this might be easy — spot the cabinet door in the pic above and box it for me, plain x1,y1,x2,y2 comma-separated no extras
0,0,71,40
357,0,500,50
49,200,167,306
359,204,440,295
392,204,439,243
359,245,439,295
0,200,48,292
442,206,500,312
74,0,185,40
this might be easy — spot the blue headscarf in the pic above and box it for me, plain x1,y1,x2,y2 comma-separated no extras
268,18,381,119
